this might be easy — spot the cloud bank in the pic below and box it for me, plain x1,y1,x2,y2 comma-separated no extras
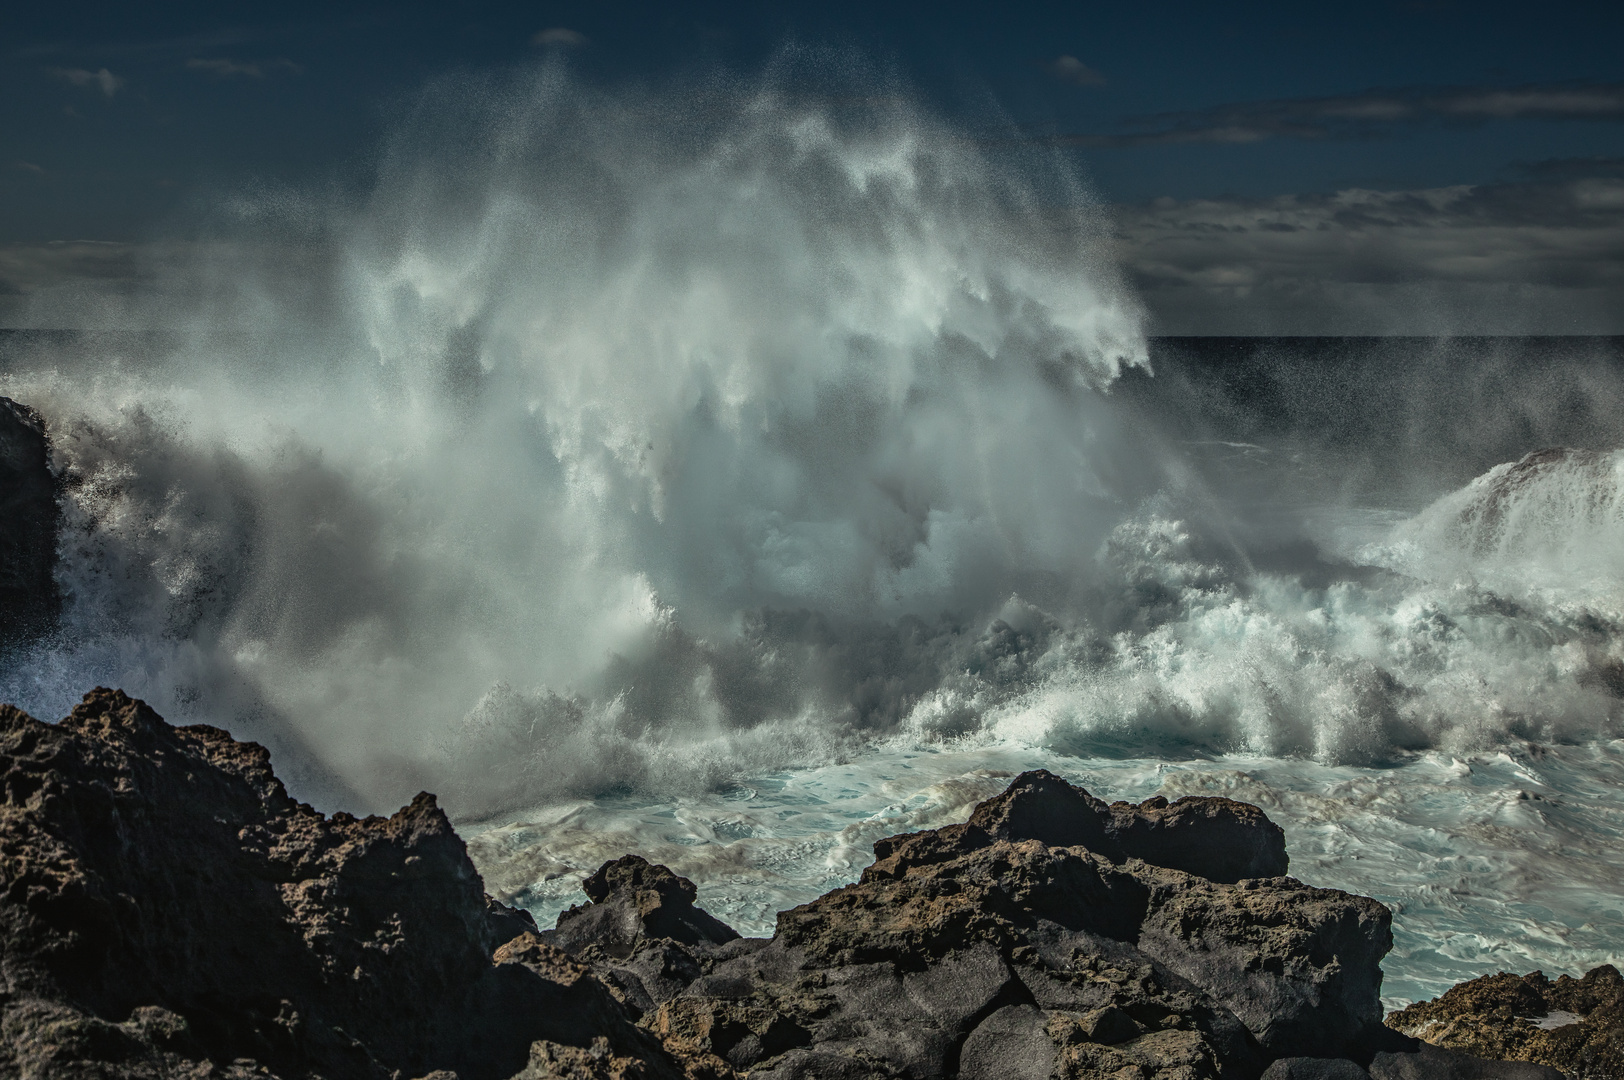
1116,172,1624,334
52,67,124,97
1062,81,1624,148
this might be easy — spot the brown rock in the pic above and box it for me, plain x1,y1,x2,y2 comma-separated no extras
0,689,710,1080
1386,965,1624,1080
543,768,1385,1077
644,997,810,1072
954,769,1289,883
1105,793,1290,885
551,855,740,957
967,769,1117,851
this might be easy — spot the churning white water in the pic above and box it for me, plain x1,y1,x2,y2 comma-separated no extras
1,62,1620,1006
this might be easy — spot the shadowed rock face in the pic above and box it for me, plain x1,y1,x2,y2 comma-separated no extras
0,397,59,647
0,689,726,1080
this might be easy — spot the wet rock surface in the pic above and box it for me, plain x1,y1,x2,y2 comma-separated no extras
0,689,725,1080
0,692,1589,1080
1387,966,1623,1080
0,396,59,647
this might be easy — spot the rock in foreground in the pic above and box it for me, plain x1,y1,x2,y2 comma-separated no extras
0,689,724,1080
0,688,1577,1080
541,770,1413,1078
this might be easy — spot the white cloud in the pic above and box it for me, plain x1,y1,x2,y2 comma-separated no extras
531,28,588,47
53,67,124,97
1043,55,1106,87
1060,81,1624,148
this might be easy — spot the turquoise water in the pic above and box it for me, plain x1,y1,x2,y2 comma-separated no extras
464,734,1624,1010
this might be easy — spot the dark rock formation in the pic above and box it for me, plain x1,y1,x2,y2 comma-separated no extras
0,396,59,647
0,691,1584,1080
551,855,742,956
1387,965,1623,1080
967,769,1290,883
0,688,728,1080
540,769,1403,1077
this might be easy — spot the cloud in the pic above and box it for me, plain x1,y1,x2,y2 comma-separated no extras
13,162,45,175
186,57,300,78
1042,55,1106,87
1058,81,1624,148
1112,172,1624,333
52,67,124,97
1509,156,1624,181
531,27,588,47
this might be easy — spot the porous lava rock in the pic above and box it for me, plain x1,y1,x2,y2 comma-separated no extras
0,688,729,1080
545,769,1401,1078
1386,965,1623,1080
965,770,1290,884
551,856,741,956
0,396,59,647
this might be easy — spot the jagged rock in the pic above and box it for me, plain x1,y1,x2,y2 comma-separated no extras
0,689,722,1080
8,702,1550,1080
645,997,811,1071
1104,793,1290,885
1386,965,1624,1080
489,893,542,943
542,769,1387,1077
774,771,1379,1060
0,396,59,647
966,769,1289,883
550,856,741,957
539,855,745,1018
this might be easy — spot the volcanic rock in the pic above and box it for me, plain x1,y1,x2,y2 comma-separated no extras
551,855,741,956
1386,965,1623,1080
1135,867,1392,1058
967,768,1290,882
547,769,1393,1077
2,691,1577,1080
0,688,726,1080
0,396,59,647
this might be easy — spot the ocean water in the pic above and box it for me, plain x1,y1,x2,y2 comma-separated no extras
2,64,1622,1009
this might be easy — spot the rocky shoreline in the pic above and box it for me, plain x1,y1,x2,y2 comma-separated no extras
2,397,1620,1078
1,687,1615,1080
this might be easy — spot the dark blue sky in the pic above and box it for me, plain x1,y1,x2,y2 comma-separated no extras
7,0,1624,331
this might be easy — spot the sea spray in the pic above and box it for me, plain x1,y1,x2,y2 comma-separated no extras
1,66,1620,815
0,61,1159,811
